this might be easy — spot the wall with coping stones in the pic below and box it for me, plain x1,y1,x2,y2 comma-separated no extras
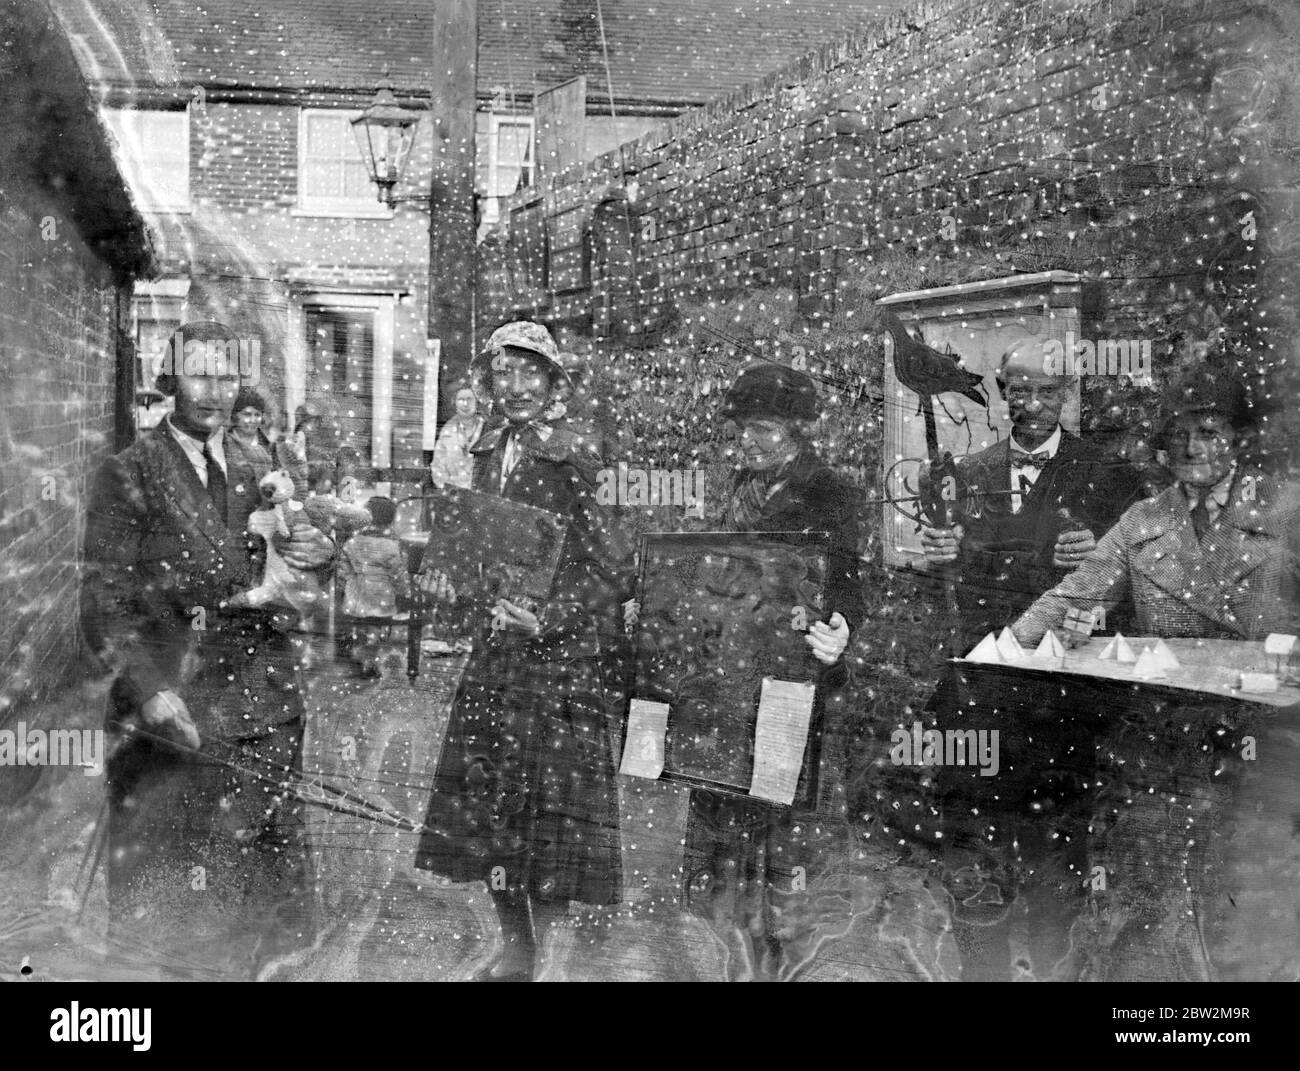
484,0,1299,454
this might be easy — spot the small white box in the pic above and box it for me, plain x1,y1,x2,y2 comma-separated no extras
1264,633,1298,657
1239,672,1280,693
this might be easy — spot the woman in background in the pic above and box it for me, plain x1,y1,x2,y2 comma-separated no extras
429,378,485,490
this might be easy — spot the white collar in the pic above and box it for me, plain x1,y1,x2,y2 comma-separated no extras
1010,425,1062,460
1181,462,1237,509
165,415,224,454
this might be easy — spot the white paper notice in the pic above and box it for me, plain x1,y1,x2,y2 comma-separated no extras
619,699,670,779
748,677,817,805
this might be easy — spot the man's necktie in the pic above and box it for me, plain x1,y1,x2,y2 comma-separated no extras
1191,494,1211,541
204,442,227,524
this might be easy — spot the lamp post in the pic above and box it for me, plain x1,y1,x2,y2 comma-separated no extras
350,87,420,208
352,0,477,440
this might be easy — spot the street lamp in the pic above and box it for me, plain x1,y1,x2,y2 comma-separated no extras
351,86,420,208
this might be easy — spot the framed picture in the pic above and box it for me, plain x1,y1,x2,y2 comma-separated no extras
417,485,567,628
630,531,828,798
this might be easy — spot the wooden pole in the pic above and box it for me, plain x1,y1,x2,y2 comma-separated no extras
429,0,478,427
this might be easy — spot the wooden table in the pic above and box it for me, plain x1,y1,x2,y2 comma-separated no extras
929,638,1300,980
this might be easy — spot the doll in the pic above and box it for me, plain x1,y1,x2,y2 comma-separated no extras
228,469,324,615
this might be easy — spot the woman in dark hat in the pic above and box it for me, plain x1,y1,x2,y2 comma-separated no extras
680,361,864,978
414,320,635,981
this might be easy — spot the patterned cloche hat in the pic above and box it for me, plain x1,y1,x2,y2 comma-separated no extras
470,321,572,401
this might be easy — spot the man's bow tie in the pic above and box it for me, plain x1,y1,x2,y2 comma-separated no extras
1011,448,1051,471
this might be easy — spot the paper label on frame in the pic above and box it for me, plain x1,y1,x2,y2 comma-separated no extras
619,699,670,779
749,677,816,805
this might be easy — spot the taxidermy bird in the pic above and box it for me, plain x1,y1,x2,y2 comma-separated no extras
880,309,987,413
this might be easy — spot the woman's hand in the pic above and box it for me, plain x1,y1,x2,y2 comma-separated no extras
806,612,850,666
417,570,457,604
491,598,541,636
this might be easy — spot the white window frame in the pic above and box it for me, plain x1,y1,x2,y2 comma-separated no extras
103,107,192,213
294,108,394,219
487,114,535,199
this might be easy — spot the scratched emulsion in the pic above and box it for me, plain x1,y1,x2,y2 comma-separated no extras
4,0,1300,984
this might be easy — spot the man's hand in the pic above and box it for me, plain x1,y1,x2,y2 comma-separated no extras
491,598,541,636
140,689,201,750
920,523,964,565
417,570,457,604
1053,528,1097,569
806,612,850,666
281,524,333,570
623,599,640,635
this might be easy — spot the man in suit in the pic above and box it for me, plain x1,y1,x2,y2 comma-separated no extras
918,338,1143,980
81,320,334,979
921,339,1145,646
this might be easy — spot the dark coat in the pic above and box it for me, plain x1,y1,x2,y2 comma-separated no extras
727,447,865,639
684,447,864,941
81,423,327,977
82,423,312,738
947,430,1144,641
413,421,636,904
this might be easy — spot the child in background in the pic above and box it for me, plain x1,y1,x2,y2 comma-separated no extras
338,496,411,677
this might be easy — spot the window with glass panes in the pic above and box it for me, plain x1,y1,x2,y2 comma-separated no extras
489,115,535,198
298,109,378,213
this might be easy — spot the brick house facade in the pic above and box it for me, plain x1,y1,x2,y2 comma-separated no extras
53,0,902,478
0,0,153,727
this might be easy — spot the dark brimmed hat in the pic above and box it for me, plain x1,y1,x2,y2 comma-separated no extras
233,386,266,413
1157,365,1254,439
470,321,571,401
721,362,819,422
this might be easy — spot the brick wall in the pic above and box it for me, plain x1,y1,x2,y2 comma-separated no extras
478,0,1300,825
487,0,1299,449
0,184,124,717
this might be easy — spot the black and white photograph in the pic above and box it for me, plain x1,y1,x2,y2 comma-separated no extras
0,0,1297,1025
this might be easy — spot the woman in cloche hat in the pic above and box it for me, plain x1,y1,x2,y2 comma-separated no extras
414,320,634,981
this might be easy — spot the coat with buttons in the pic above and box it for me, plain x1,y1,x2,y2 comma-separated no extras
82,423,325,742
81,423,333,977
413,420,636,904
1012,470,1300,647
